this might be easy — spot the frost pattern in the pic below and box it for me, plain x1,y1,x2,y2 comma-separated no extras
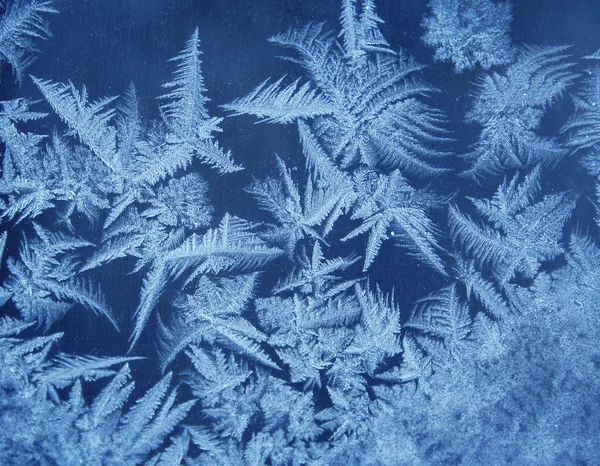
464,46,577,179
450,166,575,285
0,0,57,79
0,0,599,464
225,0,450,178
422,0,515,73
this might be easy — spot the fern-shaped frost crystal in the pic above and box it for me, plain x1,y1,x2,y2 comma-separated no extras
32,77,120,174
464,46,577,178
224,77,333,124
0,0,58,79
160,28,241,174
450,166,575,284
226,0,449,178
406,284,473,362
5,228,116,330
130,214,283,350
562,53,600,175
158,273,278,371
246,155,345,254
343,169,446,272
